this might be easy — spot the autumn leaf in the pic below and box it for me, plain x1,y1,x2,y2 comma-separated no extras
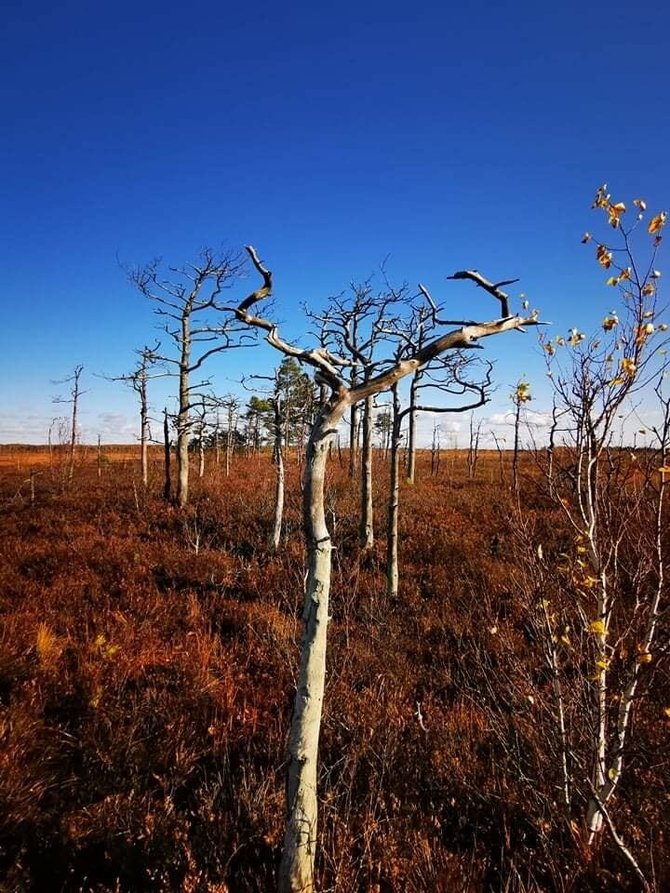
607,202,626,228
589,619,606,635
633,198,647,211
602,316,618,330
581,232,592,244
606,276,619,287
620,357,636,377
596,245,613,268
592,184,610,209
648,211,667,234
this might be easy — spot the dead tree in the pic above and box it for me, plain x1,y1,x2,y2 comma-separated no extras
110,344,165,487
163,408,172,501
232,246,541,893
52,364,85,482
130,249,248,507
309,281,404,548
385,352,492,600
467,412,484,479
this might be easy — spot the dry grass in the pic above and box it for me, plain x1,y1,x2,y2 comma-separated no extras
0,446,667,891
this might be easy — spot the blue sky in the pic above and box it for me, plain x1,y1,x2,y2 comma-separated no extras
1,0,668,444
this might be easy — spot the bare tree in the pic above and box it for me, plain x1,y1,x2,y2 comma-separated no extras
109,344,165,487
467,412,484,479
130,249,248,507
385,352,492,600
52,364,85,482
309,281,403,548
232,246,541,893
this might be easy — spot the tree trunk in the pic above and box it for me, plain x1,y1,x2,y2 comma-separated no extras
278,397,348,893
406,372,418,483
198,432,205,478
140,374,149,487
386,385,402,600
348,403,359,478
68,367,82,482
271,399,285,551
163,409,171,502
176,318,191,507
177,372,190,505
360,395,374,548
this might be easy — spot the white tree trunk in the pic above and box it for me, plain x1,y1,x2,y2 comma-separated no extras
279,398,348,893
272,400,285,551
406,373,418,484
360,395,374,548
386,386,402,600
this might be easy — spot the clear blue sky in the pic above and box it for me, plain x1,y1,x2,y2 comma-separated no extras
2,0,668,444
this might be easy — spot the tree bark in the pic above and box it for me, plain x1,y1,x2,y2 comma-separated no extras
139,367,149,487
176,316,191,508
406,372,418,484
278,396,348,893
271,398,285,551
386,384,402,600
360,395,374,548
163,408,171,502
348,403,360,478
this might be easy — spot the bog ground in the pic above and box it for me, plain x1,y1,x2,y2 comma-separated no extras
0,446,667,892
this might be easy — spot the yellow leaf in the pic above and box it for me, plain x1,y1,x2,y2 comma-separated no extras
648,211,667,234
657,466,670,474
642,282,656,297
620,357,636,377
581,232,592,243
606,276,619,287
607,202,626,227
592,184,610,209
589,619,606,635
633,198,647,211
597,245,613,268
664,707,670,718
608,767,617,781
637,652,652,664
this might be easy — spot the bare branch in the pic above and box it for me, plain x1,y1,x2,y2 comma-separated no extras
447,270,516,317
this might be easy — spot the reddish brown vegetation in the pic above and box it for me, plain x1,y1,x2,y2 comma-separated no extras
0,447,667,891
